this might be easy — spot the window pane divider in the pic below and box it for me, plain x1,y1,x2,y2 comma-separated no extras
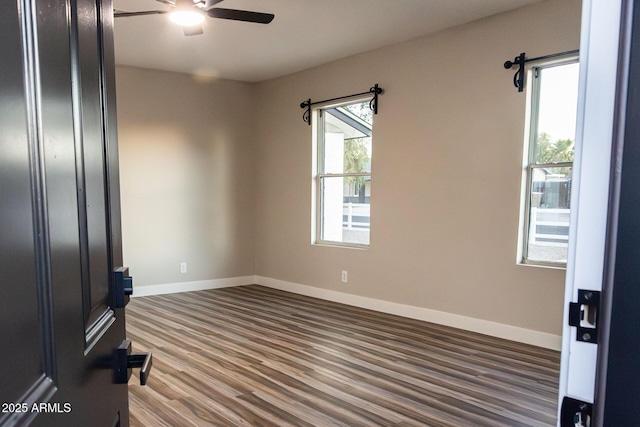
319,172,371,178
530,162,573,169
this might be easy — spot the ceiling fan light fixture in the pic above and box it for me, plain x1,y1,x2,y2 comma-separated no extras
169,9,205,26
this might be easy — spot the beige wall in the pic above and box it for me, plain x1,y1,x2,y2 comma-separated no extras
252,0,581,335
116,66,255,286
116,0,581,337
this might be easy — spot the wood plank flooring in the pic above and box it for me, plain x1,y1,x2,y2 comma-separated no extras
125,285,560,426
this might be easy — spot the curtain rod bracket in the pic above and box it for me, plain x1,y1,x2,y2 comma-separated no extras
300,84,384,125
504,52,527,92
301,98,311,125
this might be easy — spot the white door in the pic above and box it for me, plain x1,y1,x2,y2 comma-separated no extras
557,0,629,425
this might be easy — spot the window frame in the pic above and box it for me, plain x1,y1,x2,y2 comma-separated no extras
518,55,579,268
312,97,373,249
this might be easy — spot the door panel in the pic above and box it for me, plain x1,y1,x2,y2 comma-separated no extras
1,0,135,425
597,1,639,423
0,2,56,420
72,0,115,343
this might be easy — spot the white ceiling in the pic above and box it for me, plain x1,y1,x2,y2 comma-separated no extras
113,0,543,83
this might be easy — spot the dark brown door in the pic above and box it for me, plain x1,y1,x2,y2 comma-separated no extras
596,1,640,424
1,0,135,425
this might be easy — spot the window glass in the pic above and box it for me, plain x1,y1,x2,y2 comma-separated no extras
320,176,371,245
522,60,579,265
315,101,372,247
534,63,579,164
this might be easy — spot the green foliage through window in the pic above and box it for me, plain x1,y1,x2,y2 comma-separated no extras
535,132,574,164
344,138,369,192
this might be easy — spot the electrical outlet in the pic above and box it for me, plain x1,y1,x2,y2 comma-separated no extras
180,262,187,274
341,270,348,283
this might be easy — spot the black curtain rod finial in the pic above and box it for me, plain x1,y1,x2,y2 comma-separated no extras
504,52,526,70
370,84,384,95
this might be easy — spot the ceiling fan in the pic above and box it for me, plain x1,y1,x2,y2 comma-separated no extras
114,0,275,36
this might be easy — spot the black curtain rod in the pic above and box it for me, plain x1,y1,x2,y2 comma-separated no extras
300,84,384,125
504,49,579,92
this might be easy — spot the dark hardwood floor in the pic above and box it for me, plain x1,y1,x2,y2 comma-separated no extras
126,285,560,426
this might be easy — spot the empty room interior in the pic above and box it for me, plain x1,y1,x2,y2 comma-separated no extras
114,0,581,425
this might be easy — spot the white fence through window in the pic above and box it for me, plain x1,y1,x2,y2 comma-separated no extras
343,202,370,230
529,207,571,246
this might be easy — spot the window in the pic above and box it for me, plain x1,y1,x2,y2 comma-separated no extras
520,58,579,266
313,101,373,247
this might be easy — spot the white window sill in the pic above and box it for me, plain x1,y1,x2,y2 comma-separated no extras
313,241,369,251
517,260,567,270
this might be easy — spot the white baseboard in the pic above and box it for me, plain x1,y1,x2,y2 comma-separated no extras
254,276,562,351
131,276,256,297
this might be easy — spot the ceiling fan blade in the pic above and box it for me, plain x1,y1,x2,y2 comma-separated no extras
114,10,168,18
183,25,204,36
207,8,274,24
